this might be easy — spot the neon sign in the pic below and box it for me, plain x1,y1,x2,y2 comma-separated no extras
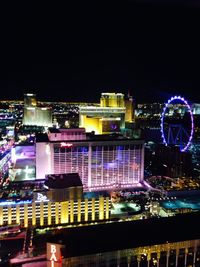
60,142,73,148
36,193,49,202
47,243,63,267
50,244,57,266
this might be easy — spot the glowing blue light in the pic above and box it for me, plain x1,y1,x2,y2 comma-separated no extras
0,200,32,206
160,95,194,152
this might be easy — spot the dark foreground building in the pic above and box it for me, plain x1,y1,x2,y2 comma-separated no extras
153,144,192,178
31,211,200,267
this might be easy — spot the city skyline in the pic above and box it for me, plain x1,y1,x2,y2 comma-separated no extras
1,1,200,103
1,2,200,266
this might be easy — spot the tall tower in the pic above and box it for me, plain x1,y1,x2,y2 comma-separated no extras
24,93,37,107
125,92,134,122
23,93,52,127
100,93,125,108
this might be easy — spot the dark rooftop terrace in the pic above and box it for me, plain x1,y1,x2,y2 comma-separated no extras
44,173,83,189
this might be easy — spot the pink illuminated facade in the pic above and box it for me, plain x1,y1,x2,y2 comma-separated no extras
36,129,144,191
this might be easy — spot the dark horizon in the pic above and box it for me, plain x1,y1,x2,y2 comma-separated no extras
1,1,200,104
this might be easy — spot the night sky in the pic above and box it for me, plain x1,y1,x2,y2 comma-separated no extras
1,1,200,103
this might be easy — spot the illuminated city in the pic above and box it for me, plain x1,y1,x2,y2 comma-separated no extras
1,1,200,266
0,88,200,266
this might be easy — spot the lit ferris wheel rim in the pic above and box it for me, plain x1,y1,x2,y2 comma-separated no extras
160,95,194,152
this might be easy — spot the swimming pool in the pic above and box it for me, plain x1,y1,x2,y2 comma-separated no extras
161,197,200,210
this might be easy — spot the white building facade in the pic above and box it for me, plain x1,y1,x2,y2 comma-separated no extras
36,130,144,191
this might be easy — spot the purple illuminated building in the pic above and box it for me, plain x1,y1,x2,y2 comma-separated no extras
36,128,144,191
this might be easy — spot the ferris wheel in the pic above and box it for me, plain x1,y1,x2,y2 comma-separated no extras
160,96,194,152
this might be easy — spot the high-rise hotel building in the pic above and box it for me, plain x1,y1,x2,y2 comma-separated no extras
36,128,144,191
23,93,52,127
79,92,134,134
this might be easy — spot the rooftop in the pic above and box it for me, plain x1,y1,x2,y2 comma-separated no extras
86,133,126,140
36,133,49,142
44,173,83,189
48,128,60,133
36,132,143,143
34,211,200,258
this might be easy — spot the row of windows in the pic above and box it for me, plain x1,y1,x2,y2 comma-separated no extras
54,145,143,153
2,206,104,216
1,201,102,211
54,151,142,185
1,210,109,225
1,200,109,213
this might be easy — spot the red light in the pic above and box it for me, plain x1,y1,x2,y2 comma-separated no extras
60,142,73,148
